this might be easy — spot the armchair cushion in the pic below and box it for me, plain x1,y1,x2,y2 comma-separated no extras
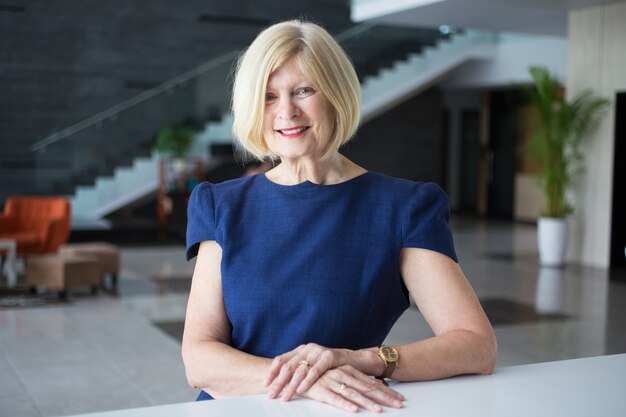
0,197,71,256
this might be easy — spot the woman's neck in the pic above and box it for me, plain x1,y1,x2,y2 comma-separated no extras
265,153,366,186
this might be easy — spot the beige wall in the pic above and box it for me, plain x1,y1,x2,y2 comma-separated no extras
567,2,626,268
515,174,543,222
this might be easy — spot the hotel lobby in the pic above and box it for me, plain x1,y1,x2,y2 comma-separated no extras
2,1,626,416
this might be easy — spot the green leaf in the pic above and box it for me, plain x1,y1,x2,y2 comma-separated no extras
155,125,198,158
519,66,609,218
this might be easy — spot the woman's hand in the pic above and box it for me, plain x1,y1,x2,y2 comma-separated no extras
298,365,404,413
265,343,356,400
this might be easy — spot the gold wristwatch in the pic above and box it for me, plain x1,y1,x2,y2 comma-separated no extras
375,345,399,379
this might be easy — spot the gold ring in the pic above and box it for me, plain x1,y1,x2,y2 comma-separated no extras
339,383,348,393
298,360,311,369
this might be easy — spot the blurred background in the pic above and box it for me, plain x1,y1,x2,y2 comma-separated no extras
1,1,625,416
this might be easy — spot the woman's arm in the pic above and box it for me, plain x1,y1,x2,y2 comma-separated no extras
267,247,496,395
181,240,272,398
390,247,497,380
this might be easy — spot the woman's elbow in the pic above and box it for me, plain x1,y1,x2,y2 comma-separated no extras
478,330,498,375
183,365,202,391
181,340,204,390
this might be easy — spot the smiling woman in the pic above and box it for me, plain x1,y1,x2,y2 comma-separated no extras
182,19,496,414
231,20,360,169
262,59,335,165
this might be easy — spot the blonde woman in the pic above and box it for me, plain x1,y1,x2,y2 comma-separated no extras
182,19,496,413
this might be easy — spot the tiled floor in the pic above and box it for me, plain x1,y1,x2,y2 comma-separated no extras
1,218,625,417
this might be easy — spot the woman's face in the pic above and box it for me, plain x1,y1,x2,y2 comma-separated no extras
262,58,334,162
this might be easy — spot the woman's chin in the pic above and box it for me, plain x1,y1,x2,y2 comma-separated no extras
270,145,318,162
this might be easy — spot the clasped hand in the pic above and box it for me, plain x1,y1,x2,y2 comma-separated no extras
264,343,404,413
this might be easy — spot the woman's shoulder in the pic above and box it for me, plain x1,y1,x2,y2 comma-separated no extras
188,175,264,213
365,172,446,199
193,174,260,196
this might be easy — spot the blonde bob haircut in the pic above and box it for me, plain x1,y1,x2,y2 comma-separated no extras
231,20,361,160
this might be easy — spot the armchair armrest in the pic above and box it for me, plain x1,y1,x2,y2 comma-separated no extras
0,214,16,233
40,217,71,253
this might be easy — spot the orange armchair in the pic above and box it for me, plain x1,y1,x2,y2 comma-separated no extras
0,197,71,256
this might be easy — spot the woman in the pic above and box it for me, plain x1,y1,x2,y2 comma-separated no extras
183,20,496,413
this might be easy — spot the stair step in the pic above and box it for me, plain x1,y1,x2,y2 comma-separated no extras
2,26,478,212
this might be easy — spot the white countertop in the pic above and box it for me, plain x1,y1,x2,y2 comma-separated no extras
67,354,626,417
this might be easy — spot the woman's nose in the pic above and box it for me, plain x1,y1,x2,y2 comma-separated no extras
277,97,300,119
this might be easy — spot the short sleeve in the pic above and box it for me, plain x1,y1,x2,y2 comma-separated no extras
401,182,458,262
186,182,216,261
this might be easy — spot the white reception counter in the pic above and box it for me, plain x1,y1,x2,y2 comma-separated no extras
68,353,626,417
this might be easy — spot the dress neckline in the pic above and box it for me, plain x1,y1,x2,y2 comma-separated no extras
260,171,371,189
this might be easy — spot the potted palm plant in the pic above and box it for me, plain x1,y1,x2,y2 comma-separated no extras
154,123,199,230
155,123,199,197
155,124,197,159
155,123,198,174
523,66,609,267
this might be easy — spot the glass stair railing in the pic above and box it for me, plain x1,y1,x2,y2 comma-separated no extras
31,50,238,196
29,23,470,219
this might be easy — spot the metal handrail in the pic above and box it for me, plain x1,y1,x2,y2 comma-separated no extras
31,49,241,152
335,23,374,42
29,22,405,153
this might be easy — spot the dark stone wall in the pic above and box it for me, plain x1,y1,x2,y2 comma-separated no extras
0,0,351,199
342,87,446,186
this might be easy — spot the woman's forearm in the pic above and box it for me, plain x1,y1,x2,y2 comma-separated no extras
182,339,273,398
184,328,495,399
360,330,496,382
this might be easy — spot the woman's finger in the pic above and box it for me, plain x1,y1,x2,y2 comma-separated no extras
279,363,310,401
303,376,384,413
348,366,404,403
321,390,361,413
264,350,298,386
267,344,331,396
264,359,284,387
267,360,300,398
299,366,405,413
304,380,360,413
325,366,404,409
335,382,385,413
295,349,334,394
345,375,404,408
268,355,317,399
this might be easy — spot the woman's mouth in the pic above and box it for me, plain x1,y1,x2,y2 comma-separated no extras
277,126,310,138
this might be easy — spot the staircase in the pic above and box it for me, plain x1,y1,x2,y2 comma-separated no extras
71,115,235,221
23,24,500,223
360,30,496,122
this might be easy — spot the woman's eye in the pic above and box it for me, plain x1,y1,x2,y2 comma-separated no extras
297,87,314,96
265,94,276,102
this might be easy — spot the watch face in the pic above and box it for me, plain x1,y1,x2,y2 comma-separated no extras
381,346,399,362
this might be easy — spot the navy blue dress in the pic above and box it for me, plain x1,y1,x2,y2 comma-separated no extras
186,172,457,400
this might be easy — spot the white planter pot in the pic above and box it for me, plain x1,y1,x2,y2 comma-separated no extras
535,267,565,313
538,217,569,267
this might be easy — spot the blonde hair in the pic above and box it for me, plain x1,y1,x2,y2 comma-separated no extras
231,20,361,160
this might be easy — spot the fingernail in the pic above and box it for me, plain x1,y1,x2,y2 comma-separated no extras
394,400,403,408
